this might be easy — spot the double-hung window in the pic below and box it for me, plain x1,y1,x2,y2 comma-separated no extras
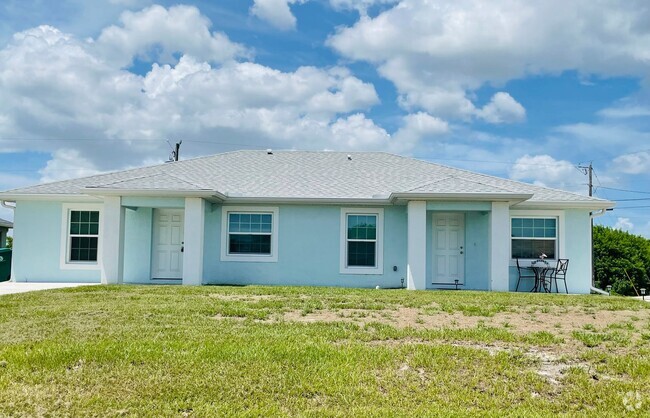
511,217,557,259
221,206,279,262
340,208,384,274
228,213,272,255
60,204,102,269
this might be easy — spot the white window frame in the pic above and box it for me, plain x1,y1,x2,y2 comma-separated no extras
340,208,384,275
509,210,565,265
60,203,102,270
220,206,279,262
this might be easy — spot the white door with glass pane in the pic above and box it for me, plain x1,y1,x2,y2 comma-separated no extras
432,213,465,284
151,209,184,279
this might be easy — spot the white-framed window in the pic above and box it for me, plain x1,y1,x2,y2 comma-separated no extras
511,216,558,260
340,208,384,275
220,206,279,262
60,203,102,270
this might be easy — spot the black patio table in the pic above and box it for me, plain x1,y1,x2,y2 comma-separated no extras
530,260,554,293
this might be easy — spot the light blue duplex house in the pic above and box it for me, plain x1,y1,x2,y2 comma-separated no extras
0,151,614,293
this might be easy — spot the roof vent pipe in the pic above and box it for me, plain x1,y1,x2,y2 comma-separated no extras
347,154,352,161
266,149,273,155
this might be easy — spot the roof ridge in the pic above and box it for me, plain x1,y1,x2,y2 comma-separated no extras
401,176,452,193
163,172,212,190
87,172,166,188
449,175,518,193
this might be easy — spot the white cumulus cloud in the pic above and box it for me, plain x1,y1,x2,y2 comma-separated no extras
614,217,634,232
611,151,650,175
250,0,305,30
478,92,526,124
328,0,650,121
329,0,399,15
97,5,248,67
509,154,586,194
0,10,412,181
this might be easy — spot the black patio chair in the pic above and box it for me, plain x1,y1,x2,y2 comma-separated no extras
515,258,536,292
549,259,569,293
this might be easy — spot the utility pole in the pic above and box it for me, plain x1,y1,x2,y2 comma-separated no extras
168,140,182,162
578,162,595,286
578,162,593,196
174,141,182,162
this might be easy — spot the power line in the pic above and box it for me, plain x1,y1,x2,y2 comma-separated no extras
597,186,650,194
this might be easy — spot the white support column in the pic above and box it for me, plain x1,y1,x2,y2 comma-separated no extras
100,196,125,285
407,200,427,290
489,202,510,291
182,197,205,286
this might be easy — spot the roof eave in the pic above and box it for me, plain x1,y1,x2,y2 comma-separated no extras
0,193,102,202
389,192,534,204
83,188,226,201
513,200,616,210
222,196,393,205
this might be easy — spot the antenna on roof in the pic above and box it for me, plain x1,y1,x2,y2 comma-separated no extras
167,140,182,162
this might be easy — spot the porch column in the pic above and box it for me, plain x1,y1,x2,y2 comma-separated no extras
407,200,427,290
489,202,510,291
101,196,125,285
182,197,205,286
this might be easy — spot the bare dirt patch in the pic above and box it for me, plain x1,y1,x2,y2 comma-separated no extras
207,294,280,302
281,307,650,337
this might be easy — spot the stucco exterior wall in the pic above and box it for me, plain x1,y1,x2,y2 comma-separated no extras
10,198,594,293
12,201,101,282
203,204,408,288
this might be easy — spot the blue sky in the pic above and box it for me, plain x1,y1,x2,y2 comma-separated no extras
0,0,649,235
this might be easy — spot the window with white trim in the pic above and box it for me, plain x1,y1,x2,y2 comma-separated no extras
220,206,279,262
511,217,557,259
228,213,272,255
340,208,384,275
68,210,100,262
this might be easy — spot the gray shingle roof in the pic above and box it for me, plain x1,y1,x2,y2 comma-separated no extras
0,150,611,206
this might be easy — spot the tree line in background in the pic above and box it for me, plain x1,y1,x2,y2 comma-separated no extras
593,225,650,296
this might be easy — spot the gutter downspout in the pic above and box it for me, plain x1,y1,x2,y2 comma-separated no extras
590,209,607,220
1,200,16,210
590,286,609,296
589,208,609,292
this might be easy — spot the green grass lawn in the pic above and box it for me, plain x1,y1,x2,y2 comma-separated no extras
1,285,649,417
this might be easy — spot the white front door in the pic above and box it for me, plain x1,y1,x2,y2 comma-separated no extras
432,213,465,284
151,209,184,279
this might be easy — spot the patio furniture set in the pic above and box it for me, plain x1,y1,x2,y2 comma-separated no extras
515,258,569,293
